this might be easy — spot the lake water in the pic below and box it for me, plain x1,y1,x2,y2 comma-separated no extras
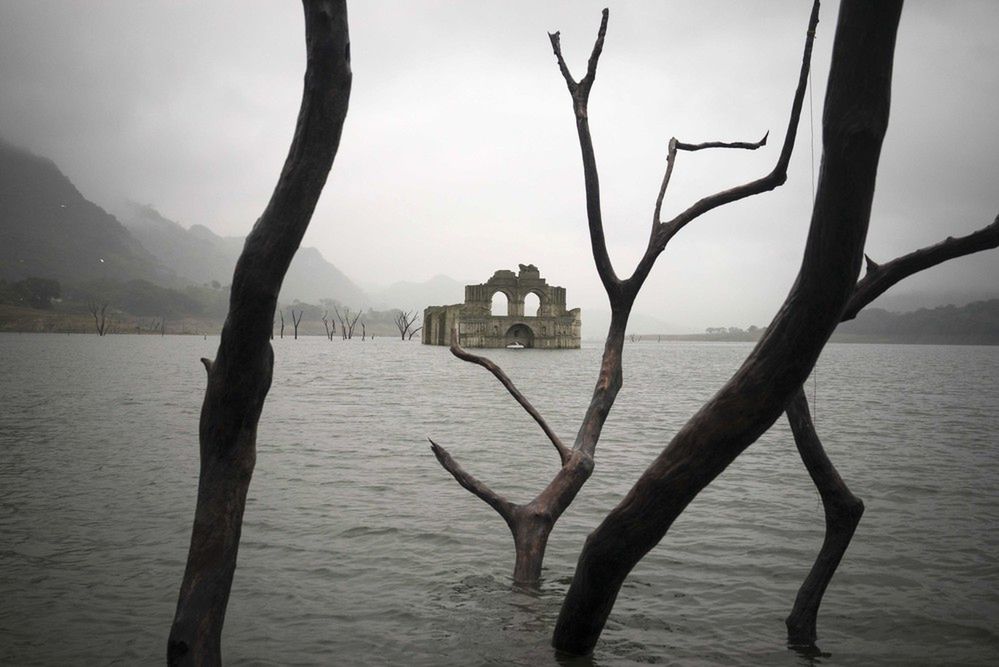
1,333,997,665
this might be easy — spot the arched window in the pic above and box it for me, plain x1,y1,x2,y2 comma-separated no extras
491,291,509,317
523,292,541,317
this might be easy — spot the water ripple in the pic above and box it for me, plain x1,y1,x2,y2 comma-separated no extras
0,335,997,665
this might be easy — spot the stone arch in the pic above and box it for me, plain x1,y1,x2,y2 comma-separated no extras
504,322,534,348
522,291,542,317
490,289,512,317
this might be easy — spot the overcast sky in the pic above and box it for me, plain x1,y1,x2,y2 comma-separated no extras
1,1,997,330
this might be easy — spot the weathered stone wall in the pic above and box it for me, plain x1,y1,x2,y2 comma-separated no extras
423,265,581,349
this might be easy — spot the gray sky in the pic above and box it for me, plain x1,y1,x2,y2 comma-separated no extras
2,1,997,331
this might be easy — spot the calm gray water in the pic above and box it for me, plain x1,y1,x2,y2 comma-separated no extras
1,333,997,666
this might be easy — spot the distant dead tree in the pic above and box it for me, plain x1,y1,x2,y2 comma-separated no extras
784,216,999,645
394,309,421,340
167,2,351,664
87,300,109,336
334,305,361,339
361,321,366,341
430,2,818,588
321,310,336,340
279,310,285,338
290,309,304,339
408,326,422,341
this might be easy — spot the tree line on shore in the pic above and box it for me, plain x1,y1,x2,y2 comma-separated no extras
0,275,423,339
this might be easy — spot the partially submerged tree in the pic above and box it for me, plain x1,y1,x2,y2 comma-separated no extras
551,0,903,654
291,308,304,339
334,304,361,339
168,2,351,664
394,309,421,340
430,1,819,586
784,216,999,646
87,300,110,336
322,309,336,340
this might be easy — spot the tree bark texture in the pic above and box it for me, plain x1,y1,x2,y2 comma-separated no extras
786,214,999,644
167,2,351,665
552,0,902,655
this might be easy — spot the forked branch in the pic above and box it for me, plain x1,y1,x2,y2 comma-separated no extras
653,133,770,228
644,0,821,270
548,8,608,108
548,9,618,295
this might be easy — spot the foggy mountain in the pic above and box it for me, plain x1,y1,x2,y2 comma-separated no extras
0,140,174,285
0,139,368,308
115,201,369,306
366,274,467,312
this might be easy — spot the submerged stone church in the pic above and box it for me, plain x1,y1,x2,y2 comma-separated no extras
422,264,581,349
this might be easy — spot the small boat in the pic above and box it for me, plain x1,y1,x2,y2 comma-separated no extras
506,341,525,349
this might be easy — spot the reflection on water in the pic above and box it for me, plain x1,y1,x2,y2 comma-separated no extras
1,334,997,665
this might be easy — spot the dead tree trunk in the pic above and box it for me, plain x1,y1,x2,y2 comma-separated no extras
322,310,336,341
279,310,285,339
361,321,366,340
333,306,347,339
87,301,109,336
408,326,421,341
430,2,819,588
291,309,303,339
167,3,351,665
551,0,901,655
347,309,360,339
785,216,999,645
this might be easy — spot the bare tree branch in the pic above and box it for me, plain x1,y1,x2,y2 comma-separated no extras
428,438,516,523
641,0,820,274
548,9,618,296
843,214,999,321
450,326,570,465
652,133,770,228
674,133,770,152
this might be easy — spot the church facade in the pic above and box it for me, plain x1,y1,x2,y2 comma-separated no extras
422,264,581,349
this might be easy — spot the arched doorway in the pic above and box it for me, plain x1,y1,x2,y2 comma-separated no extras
523,291,541,317
491,291,509,317
504,323,534,348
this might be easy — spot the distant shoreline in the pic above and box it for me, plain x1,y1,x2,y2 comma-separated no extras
584,333,999,346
